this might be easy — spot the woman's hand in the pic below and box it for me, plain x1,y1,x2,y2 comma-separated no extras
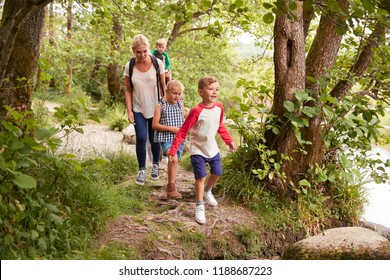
128,111,135,125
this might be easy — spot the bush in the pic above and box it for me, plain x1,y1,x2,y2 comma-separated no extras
0,107,140,259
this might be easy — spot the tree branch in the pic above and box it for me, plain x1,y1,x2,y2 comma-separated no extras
330,22,388,100
178,26,208,36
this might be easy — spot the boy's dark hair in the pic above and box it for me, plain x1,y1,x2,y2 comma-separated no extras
198,76,218,89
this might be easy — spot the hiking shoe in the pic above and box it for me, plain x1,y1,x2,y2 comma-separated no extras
135,169,146,185
151,163,160,180
204,190,218,206
195,204,206,224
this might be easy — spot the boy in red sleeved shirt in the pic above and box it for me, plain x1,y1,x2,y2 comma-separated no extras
167,76,237,224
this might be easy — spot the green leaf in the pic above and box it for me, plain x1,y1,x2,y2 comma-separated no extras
295,90,309,102
10,141,25,151
240,103,251,112
1,121,23,137
316,173,328,183
37,225,45,232
49,213,63,226
323,106,335,118
301,106,316,117
284,100,295,112
38,238,47,250
235,0,244,8
361,0,376,13
31,230,39,240
340,155,353,169
343,172,354,183
0,156,5,171
263,12,274,24
35,127,57,141
201,0,212,8
299,179,311,187
263,3,274,9
13,174,37,189
289,1,298,11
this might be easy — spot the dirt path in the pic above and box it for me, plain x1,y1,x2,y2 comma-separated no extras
98,161,271,259
57,121,296,259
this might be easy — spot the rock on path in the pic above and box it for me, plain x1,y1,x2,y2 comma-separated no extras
56,124,135,158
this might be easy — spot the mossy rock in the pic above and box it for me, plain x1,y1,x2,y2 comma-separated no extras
283,227,390,260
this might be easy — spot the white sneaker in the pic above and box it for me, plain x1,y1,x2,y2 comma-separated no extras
195,204,206,224
204,190,218,206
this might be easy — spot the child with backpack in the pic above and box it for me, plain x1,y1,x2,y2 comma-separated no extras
151,38,171,83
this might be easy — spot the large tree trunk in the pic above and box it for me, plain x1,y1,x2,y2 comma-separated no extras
266,0,387,197
107,14,123,99
264,0,305,196
0,0,50,119
301,0,349,172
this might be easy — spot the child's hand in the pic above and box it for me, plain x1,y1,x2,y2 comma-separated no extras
171,127,179,134
166,149,175,162
229,142,237,152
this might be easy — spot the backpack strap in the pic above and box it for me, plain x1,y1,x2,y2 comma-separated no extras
150,55,164,101
128,55,164,104
128,57,135,90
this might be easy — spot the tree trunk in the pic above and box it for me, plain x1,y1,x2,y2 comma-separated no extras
330,22,388,101
267,0,387,197
0,0,49,119
48,1,56,88
64,0,73,95
265,0,305,196
301,0,349,171
107,14,122,99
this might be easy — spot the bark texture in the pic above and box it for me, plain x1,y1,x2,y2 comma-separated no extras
302,0,349,172
107,14,123,98
0,0,50,119
265,0,305,195
267,0,387,196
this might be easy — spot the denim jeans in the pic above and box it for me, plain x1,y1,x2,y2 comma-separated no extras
160,141,185,160
133,112,161,169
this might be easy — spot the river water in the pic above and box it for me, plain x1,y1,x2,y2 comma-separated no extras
361,145,390,228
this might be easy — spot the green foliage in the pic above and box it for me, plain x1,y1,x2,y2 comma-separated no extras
0,106,141,259
104,105,129,132
171,33,237,108
179,231,207,259
89,242,140,260
222,73,389,233
235,224,267,255
179,152,193,172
